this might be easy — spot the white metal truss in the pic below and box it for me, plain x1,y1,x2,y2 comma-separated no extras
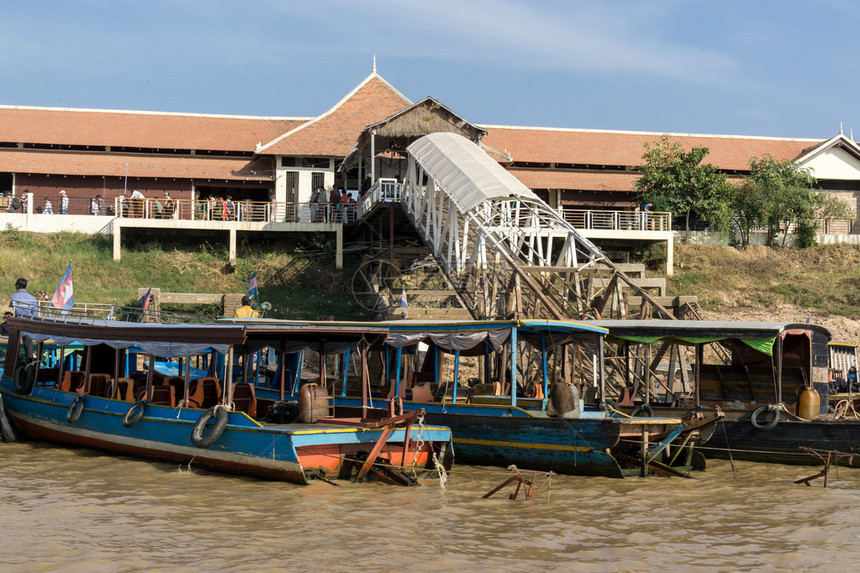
395,134,609,320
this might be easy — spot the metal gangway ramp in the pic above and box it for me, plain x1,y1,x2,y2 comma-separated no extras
359,132,674,321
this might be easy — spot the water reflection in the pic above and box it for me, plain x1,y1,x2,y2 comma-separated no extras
1,442,859,572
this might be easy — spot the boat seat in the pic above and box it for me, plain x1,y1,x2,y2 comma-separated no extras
86,373,113,398
386,379,408,399
165,376,187,404
145,384,175,406
60,371,86,393
468,382,502,398
409,382,435,403
617,386,635,406
116,378,135,402
188,377,222,409
231,382,257,418
522,381,544,400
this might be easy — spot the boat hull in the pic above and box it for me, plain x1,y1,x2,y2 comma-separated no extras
649,405,860,466
1,380,452,485
703,416,860,466
326,396,698,478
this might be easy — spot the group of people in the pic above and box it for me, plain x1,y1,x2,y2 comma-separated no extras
309,187,357,223
15,190,107,216
117,189,174,219
4,192,28,213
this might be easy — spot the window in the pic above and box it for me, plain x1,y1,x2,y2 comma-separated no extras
284,172,299,201
302,158,330,169
311,172,325,190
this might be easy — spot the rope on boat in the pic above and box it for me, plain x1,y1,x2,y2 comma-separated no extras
412,411,447,489
833,399,860,420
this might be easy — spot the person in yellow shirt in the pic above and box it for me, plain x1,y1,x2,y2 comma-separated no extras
234,296,259,319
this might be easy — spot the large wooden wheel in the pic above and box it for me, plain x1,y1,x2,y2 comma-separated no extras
351,259,404,312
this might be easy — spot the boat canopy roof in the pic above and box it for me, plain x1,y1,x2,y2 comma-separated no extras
588,320,832,357
406,132,540,212
13,317,246,357
378,318,606,356
10,317,391,358
233,319,389,354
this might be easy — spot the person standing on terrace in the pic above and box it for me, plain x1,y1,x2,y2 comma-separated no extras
58,190,69,214
130,189,145,217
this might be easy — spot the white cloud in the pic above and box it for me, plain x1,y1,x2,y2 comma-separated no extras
261,0,740,84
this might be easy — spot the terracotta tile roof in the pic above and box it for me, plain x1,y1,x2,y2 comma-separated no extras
258,74,412,156
0,149,273,181
0,106,307,152
509,168,639,192
481,126,822,172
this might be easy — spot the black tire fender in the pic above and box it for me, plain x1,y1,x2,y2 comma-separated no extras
630,404,655,418
122,400,147,428
750,405,780,430
191,406,229,448
14,360,37,395
66,395,85,423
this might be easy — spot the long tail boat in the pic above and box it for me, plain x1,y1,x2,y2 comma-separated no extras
589,319,860,467
250,319,719,478
0,309,452,486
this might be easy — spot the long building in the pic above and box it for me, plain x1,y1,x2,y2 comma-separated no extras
2,66,860,223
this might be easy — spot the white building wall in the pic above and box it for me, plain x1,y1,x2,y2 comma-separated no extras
274,158,336,203
802,147,860,180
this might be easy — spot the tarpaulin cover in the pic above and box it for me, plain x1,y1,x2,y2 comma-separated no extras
611,335,777,356
385,328,511,355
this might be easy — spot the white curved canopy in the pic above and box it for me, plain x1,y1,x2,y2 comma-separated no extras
407,132,539,212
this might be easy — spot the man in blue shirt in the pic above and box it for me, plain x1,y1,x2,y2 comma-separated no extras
11,278,37,317
10,278,37,360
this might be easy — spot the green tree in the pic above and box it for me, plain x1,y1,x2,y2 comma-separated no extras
734,155,846,247
635,135,732,235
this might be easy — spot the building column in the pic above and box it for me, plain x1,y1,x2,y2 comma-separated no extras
335,226,343,269
666,235,674,277
112,220,122,261
229,228,237,265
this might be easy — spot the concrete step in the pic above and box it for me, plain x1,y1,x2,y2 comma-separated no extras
619,277,666,296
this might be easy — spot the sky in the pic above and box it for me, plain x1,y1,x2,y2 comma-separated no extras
2,0,858,140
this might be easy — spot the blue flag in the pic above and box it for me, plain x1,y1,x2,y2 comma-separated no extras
51,261,74,312
399,287,407,309
248,272,258,298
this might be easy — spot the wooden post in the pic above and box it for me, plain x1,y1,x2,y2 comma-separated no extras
279,339,287,401
225,346,234,406
645,343,651,404
360,339,368,419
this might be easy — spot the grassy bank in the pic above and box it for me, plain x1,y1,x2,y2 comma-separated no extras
0,229,361,319
3,229,859,322
668,243,860,319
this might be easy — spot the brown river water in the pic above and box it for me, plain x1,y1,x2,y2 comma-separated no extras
1,441,859,572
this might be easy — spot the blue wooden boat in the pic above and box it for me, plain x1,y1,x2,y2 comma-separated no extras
250,319,718,478
0,313,453,485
